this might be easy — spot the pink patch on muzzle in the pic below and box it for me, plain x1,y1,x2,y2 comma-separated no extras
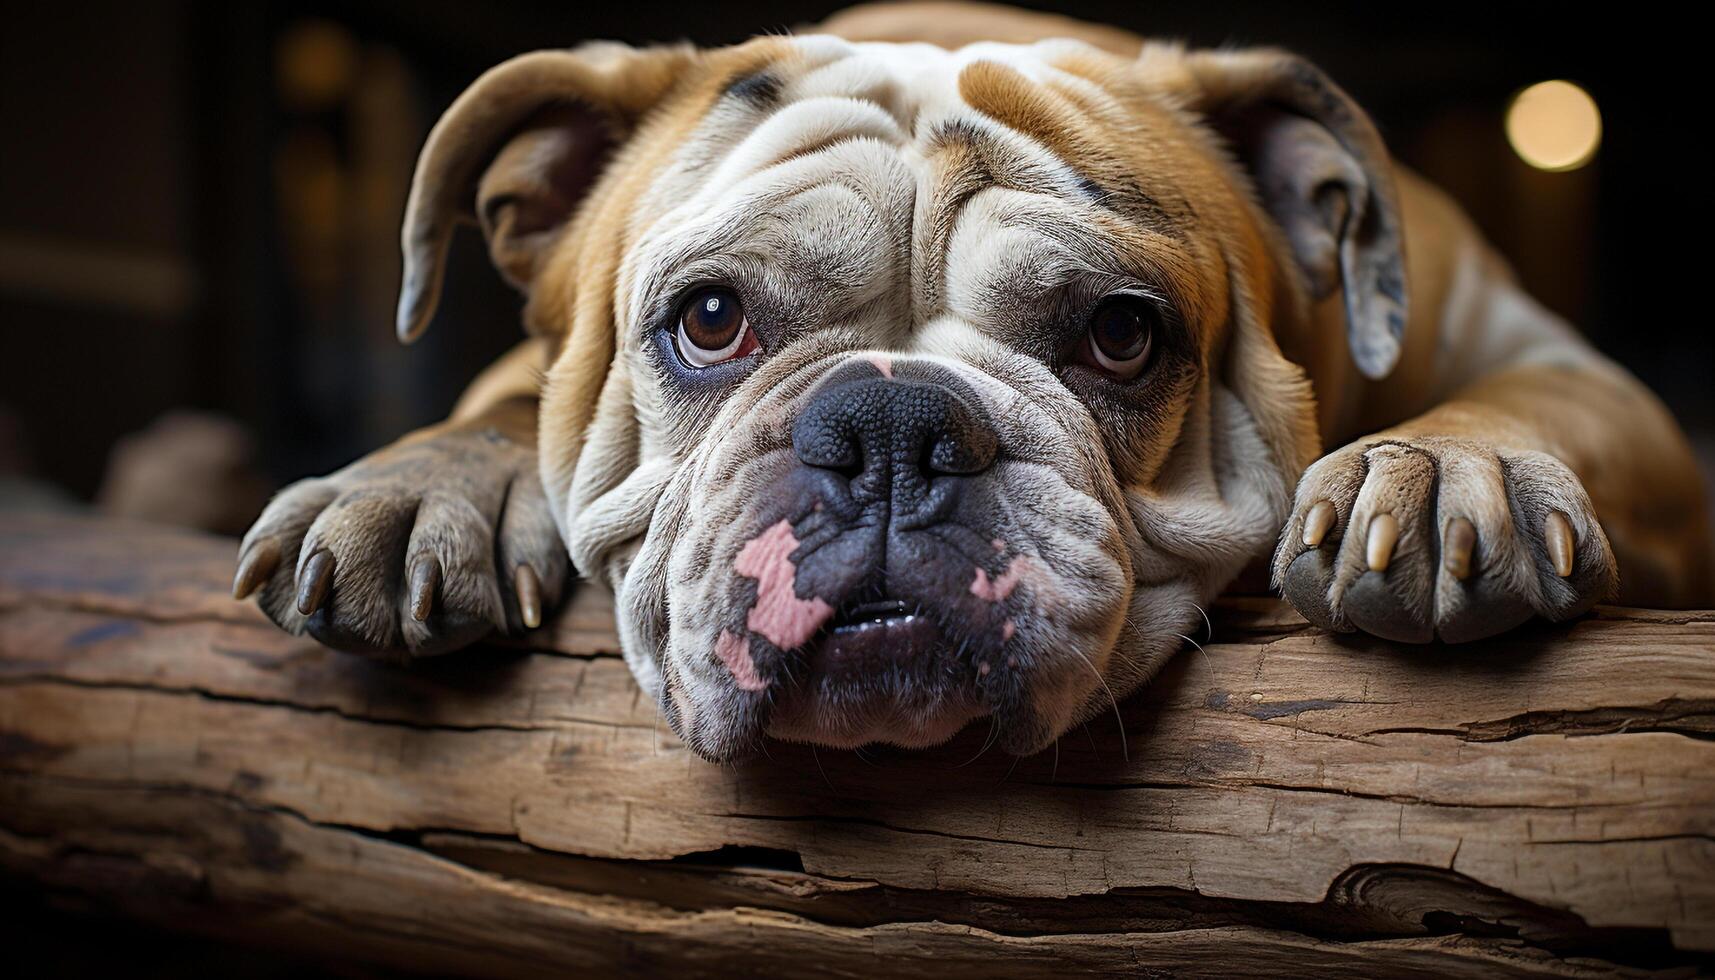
970,555,1032,603
734,519,833,650
715,629,767,692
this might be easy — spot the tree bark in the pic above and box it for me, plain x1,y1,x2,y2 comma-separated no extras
1,514,1711,977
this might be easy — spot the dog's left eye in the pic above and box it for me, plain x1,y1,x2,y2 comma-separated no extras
1079,295,1158,380
675,287,758,368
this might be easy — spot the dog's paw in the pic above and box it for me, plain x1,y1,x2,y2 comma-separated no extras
232,425,568,659
1273,437,1616,643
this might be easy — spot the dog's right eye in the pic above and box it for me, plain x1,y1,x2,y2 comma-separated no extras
675,287,758,368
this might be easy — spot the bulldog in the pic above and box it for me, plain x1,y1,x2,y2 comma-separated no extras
233,3,1712,760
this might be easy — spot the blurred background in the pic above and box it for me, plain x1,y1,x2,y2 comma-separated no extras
1,0,1708,530
1,2,1708,973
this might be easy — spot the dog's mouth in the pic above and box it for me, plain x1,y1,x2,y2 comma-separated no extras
767,592,984,751
811,596,945,680
829,598,917,633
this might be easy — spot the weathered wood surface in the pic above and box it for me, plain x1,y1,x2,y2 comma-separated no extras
1,513,1712,977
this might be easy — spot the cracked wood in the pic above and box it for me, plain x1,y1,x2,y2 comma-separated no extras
1,514,1712,975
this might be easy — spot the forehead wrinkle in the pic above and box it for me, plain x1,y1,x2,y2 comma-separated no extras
967,193,1149,283
787,49,917,129
909,121,1001,322
637,96,908,260
1046,53,1214,227
631,140,912,324
701,96,907,192
911,113,1125,321
957,59,1182,237
957,61,1089,174
626,45,815,240
947,192,1196,331
939,177,1221,352
632,37,1211,339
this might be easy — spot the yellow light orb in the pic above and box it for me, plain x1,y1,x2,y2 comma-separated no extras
1506,80,1602,172
276,20,360,110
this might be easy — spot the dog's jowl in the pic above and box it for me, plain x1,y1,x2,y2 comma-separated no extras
235,3,1713,760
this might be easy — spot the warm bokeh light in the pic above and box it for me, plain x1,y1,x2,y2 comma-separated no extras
276,19,359,110
1506,80,1602,172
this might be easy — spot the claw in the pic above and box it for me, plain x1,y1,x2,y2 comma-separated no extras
1443,517,1476,580
409,555,440,622
1302,500,1336,547
296,549,335,615
1544,510,1575,577
233,538,280,600
1366,513,1399,572
515,564,542,630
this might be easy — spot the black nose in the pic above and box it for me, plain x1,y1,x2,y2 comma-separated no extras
792,376,996,509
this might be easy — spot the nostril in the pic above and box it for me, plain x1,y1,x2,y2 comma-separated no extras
829,451,864,480
918,438,940,479
796,440,857,476
792,412,864,478
925,426,997,476
792,374,997,491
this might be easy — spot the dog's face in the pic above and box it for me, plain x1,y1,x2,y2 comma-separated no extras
398,30,1405,760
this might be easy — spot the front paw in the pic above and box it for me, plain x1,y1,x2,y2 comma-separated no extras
1273,437,1616,643
232,425,568,659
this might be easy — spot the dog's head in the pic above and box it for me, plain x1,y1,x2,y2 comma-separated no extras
396,21,1406,759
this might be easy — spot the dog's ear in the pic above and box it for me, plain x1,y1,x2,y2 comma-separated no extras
1183,49,1408,379
396,43,694,343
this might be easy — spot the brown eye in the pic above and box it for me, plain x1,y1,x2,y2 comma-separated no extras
1082,295,1157,379
676,287,756,367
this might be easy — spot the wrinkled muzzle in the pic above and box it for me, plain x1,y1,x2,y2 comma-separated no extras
651,351,1134,761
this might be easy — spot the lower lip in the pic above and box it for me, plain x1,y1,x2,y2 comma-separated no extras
813,614,943,676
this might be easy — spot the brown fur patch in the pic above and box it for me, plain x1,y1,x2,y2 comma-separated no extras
818,1,1144,55
536,39,801,508
957,60,1092,168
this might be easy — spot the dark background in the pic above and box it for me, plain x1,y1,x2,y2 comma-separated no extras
0,2,1708,974
1,0,1709,514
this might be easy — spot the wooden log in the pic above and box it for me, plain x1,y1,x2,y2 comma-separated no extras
1,513,1711,976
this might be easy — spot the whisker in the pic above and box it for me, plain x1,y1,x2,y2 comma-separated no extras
955,717,1002,768
1176,632,1214,685
1071,645,1128,764
1192,601,1214,643
811,744,834,791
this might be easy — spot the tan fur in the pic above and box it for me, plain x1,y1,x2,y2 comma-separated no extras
817,1,1143,56
824,2,1709,605
240,3,1710,754
956,60,1096,168
396,43,700,341
536,39,800,513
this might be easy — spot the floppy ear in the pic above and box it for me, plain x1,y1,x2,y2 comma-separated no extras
1184,50,1408,379
396,42,694,343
